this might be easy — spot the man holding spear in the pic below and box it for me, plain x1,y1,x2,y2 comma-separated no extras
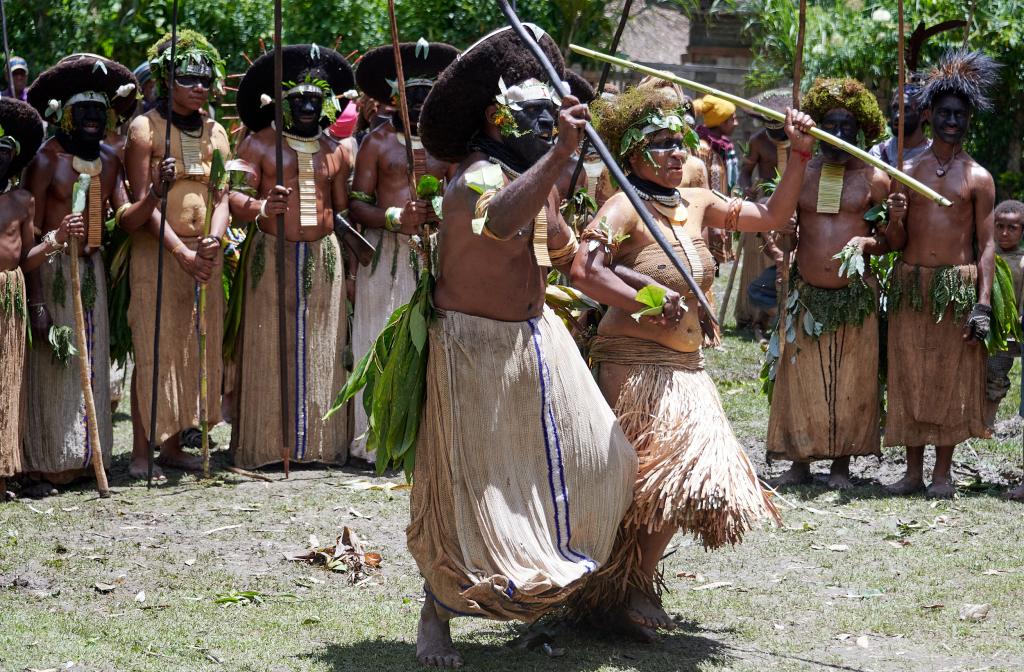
21,55,153,495
347,39,457,465
228,45,355,469
123,30,230,480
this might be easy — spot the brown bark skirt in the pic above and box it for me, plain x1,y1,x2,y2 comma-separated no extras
407,308,636,622
231,231,348,469
0,268,26,478
349,229,418,463
570,336,780,613
766,300,881,462
885,262,988,447
733,234,773,326
25,254,112,475
128,233,223,445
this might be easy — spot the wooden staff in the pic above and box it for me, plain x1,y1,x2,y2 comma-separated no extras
718,236,742,325
778,0,806,359
69,175,110,497
147,0,179,488
386,0,432,273
273,0,291,478
198,152,226,479
897,0,906,172
564,0,635,201
498,0,716,322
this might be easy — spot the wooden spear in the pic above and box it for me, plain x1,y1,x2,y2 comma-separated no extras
568,45,953,207
779,0,806,361
198,151,227,479
387,0,433,274
69,175,110,498
147,0,179,488
0,0,13,98
272,0,291,478
897,0,906,172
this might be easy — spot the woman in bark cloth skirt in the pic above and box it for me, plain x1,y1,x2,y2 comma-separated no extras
567,85,817,637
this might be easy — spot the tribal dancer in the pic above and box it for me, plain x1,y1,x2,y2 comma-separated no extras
348,40,457,464
766,79,891,489
884,50,999,498
694,94,739,265
411,25,636,667
21,55,154,494
568,85,811,637
228,45,355,468
123,31,230,479
0,98,44,499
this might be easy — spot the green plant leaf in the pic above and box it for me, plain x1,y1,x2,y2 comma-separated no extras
416,175,441,199
634,284,667,309
71,175,90,215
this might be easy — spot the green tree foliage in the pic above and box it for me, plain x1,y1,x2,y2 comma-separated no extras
730,0,1024,192
3,0,610,82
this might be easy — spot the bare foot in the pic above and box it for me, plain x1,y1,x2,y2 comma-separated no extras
885,475,925,496
926,479,956,500
416,597,462,668
1006,484,1024,502
826,473,854,490
626,589,675,631
22,481,58,498
128,457,166,481
608,606,658,643
156,450,203,472
770,462,812,488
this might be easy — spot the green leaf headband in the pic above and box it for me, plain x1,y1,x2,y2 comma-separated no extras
620,108,698,160
495,76,562,110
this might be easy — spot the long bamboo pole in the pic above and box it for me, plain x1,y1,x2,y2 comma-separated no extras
70,176,110,498
147,0,179,488
498,0,717,323
569,44,954,208
273,0,291,478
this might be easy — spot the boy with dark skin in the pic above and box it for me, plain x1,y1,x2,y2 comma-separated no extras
347,41,457,462
767,80,890,489
983,201,1024,427
227,45,354,468
22,55,165,493
884,50,998,498
412,27,636,667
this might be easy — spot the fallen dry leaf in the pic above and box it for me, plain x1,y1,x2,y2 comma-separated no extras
692,581,732,591
94,582,115,593
348,508,371,519
856,635,870,649
676,571,697,579
921,603,945,610
184,558,196,567
828,544,850,552
835,633,851,641
959,603,990,621
285,527,383,584
135,591,146,603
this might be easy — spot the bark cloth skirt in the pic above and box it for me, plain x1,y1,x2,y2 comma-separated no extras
407,308,637,622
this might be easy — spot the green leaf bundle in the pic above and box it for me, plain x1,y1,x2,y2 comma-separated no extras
324,271,434,480
985,255,1023,354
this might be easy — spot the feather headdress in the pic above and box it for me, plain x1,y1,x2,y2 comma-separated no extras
916,49,1001,112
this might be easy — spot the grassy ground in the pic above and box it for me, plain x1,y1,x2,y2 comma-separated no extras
3,274,1024,672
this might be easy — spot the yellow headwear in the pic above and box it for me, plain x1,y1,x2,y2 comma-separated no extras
693,95,736,128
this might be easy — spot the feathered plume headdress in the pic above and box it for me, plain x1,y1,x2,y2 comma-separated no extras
916,49,1001,112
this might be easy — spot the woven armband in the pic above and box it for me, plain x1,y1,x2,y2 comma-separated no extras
349,190,376,204
723,197,743,231
548,229,580,268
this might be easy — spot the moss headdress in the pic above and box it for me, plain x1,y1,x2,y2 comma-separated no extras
802,78,886,146
356,40,458,105
419,24,566,164
236,44,355,132
916,48,1001,113
26,53,138,132
147,29,225,98
0,97,44,177
592,85,698,169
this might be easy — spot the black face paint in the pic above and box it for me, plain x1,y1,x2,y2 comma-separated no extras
72,101,108,144
286,91,324,136
393,85,431,136
930,94,970,145
503,99,558,166
819,108,859,162
888,94,921,137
